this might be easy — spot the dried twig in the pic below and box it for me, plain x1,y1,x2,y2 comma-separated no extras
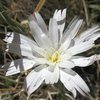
33,0,45,13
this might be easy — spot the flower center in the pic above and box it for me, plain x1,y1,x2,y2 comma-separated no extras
47,51,61,64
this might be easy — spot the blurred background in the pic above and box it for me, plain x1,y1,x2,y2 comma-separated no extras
0,0,100,100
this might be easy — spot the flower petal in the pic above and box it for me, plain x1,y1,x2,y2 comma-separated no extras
58,60,75,69
62,19,83,43
53,9,66,35
72,54,100,67
34,12,48,33
49,18,58,48
27,41,46,57
4,32,45,57
82,32,100,43
24,65,46,89
34,58,47,64
60,69,89,97
6,43,34,58
59,36,71,51
44,66,59,84
70,80,85,96
29,20,52,49
3,58,36,76
74,26,100,43
53,10,61,21
60,69,77,97
72,73,90,94
4,32,37,45
24,69,45,96
67,41,94,55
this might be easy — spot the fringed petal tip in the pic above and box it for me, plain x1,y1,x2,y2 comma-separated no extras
4,58,36,76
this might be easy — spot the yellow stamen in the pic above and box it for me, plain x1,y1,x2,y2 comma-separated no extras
47,51,61,64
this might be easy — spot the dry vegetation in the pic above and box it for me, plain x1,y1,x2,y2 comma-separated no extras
0,0,100,100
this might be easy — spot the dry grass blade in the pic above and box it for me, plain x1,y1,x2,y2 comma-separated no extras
82,0,89,26
34,0,46,13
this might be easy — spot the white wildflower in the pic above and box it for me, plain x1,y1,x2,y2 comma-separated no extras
3,9,100,97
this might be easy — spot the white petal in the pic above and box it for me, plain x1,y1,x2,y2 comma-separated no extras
62,19,83,43
6,43,34,58
49,18,58,48
44,66,59,84
58,60,75,69
24,65,46,89
79,26,99,38
34,58,47,64
67,41,94,55
83,32,100,42
60,69,89,97
24,69,45,96
61,51,72,60
3,32,24,44
53,9,58,18
3,58,36,76
72,74,90,93
60,9,66,32
53,9,66,38
4,32,46,57
34,64,47,72
72,54,100,67
74,26,100,43
60,70,77,97
70,19,83,39
53,10,61,23
53,9,66,26
29,20,51,49
70,78,86,96
34,12,48,33
4,32,37,45
59,36,71,51
27,41,46,57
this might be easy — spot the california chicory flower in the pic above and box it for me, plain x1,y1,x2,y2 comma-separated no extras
3,9,100,97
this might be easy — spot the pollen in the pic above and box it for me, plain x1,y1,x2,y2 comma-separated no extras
47,51,61,64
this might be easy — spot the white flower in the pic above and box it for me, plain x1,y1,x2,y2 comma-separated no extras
3,9,100,97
